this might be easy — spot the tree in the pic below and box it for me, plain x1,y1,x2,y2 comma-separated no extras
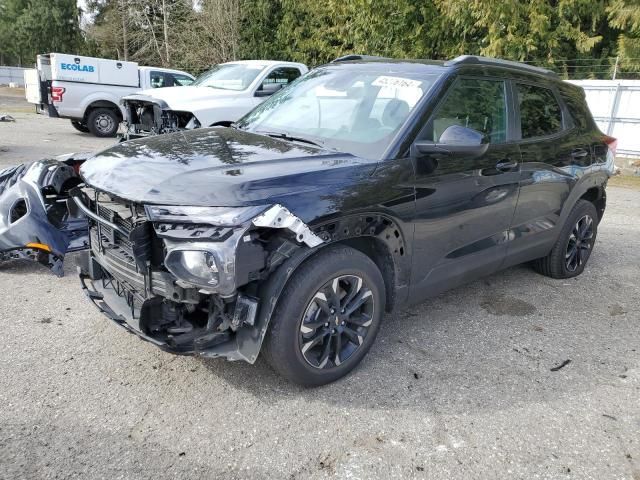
0,0,84,66
608,0,640,71
173,0,241,73
87,0,194,67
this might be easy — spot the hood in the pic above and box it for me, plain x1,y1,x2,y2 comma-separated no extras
81,128,377,213
137,85,240,106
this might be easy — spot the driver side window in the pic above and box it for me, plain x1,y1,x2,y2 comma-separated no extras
425,78,507,143
262,67,302,88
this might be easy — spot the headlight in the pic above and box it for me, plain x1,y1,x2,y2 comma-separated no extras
165,249,219,288
145,205,267,226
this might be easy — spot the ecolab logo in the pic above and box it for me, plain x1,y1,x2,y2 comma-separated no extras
60,57,95,73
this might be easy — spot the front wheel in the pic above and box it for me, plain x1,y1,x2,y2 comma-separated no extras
533,199,599,279
262,245,385,386
70,120,90,133
87,108,119,137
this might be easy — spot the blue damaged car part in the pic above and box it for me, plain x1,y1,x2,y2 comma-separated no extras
0,155,90,275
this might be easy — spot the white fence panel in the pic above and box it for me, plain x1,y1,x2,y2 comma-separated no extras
569,79,640,157
0,66,27,86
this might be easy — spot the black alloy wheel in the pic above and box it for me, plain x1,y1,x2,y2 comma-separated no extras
262,245,385,386
299,274,375,369
533,199,599,279
565,214,594,272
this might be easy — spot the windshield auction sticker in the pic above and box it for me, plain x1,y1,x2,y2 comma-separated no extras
372,76,422,89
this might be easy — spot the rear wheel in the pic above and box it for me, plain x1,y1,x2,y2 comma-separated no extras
70,120,90,133
87,108,119,137
533,199,599,279
262,245,385,386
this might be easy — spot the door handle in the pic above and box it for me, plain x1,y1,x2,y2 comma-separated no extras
571,148,589,159
496,159,519,171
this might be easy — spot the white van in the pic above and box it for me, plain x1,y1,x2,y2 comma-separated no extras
24,53,194,137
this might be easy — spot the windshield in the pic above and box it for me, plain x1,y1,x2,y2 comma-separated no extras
192,63,266,91
236,66,443,159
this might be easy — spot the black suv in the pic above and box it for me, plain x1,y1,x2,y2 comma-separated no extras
70,55,615,385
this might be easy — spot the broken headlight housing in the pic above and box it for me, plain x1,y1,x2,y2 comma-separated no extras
145,205,267,226
148,204,270,296
165,248,220,288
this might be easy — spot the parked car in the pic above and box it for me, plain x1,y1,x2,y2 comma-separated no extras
24,53,194,137
119,60,308,139
7,55,615,386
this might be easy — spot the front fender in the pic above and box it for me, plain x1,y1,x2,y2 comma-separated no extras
231,212,411,363
193,99,253,126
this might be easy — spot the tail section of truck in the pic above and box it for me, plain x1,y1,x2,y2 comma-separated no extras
24,53,140,120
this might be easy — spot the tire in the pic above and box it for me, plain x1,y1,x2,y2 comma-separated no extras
87,108,119,137
532,199,599,279
70,120,90,133
262,245,385,386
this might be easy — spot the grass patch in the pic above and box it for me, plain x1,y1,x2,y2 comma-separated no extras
609,175,640,190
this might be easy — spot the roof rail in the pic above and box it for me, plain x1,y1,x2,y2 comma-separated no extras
445,55,558,78
331,54,390,63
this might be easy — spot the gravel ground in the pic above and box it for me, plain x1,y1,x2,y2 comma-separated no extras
0,95,115,167
0,107,639,480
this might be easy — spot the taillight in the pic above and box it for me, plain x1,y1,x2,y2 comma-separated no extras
51,86,65,102
604,135,617,157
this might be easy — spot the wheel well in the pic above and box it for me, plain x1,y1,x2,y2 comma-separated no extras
333,237,397,313
211,121,233,127
580,187,605,221
84,101,122,122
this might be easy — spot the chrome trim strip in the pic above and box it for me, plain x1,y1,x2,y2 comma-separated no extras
72,196,129,237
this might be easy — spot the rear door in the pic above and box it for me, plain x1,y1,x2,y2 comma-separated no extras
505,81,592,265
24,69,42,104
409,76,521,302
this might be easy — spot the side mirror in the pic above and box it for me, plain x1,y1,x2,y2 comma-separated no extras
255,83,283,97
412,125,489,158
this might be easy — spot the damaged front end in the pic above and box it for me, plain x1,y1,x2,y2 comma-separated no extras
0,156,90,275
120,95,200,140
73,186,323,362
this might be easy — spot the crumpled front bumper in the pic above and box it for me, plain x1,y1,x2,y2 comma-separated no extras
0,159,88,275
77,252,175,352
77,250,254,361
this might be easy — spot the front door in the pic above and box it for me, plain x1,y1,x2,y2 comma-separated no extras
408,76,521,302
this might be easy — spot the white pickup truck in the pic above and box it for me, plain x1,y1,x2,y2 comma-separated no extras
24,53,194,137
121,60,308,139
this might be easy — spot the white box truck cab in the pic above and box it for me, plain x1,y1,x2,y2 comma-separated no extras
23,53,194,137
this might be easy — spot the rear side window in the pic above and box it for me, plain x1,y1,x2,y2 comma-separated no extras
517,84,562,138
560,89,591,130
424,78,508,144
